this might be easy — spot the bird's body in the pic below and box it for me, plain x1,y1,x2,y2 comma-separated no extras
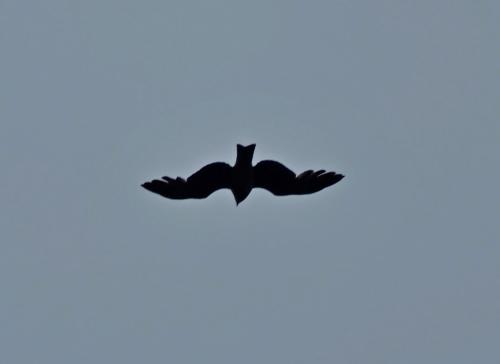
142,144,344,205
231,144,255,204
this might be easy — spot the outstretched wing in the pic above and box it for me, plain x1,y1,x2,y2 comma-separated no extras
253,160,344,196
142,162,232,199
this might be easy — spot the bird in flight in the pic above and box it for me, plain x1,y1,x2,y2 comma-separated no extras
142,144,344,205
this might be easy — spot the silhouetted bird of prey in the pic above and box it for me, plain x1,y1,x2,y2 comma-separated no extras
142,144,344,205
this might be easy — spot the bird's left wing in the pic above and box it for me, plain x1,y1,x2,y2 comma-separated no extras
253,160,344,196
142,162,232,199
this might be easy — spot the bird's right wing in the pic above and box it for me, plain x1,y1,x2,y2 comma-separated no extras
142,162,232,199
253,160,344,196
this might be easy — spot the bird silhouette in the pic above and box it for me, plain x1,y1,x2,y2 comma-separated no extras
142,144,344,205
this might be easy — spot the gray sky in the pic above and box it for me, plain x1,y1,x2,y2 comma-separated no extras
1,0,499,363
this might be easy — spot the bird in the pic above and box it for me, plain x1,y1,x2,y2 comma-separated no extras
142,144,344,205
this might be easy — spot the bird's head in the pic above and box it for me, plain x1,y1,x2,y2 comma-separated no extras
236,144,256,165
237,143,256,151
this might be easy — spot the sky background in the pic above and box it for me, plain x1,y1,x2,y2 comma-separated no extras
1,0,499,363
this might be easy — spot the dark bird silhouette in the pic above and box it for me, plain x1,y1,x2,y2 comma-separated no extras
142,144,344,205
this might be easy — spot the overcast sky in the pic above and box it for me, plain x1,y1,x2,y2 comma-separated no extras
1,0,499,363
